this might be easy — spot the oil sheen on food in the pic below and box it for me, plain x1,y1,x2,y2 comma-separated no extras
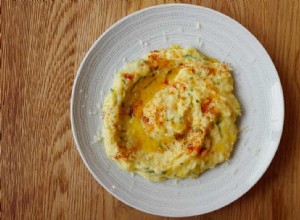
102,45,241,181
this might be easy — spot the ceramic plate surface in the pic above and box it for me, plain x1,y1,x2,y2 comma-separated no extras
71,4,284,217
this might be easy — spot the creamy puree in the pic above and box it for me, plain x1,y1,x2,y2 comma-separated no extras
102,45,241,181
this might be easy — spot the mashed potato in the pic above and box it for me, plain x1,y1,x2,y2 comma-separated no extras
102,45,241,181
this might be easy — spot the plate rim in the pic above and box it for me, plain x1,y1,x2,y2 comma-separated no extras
70,3,285,217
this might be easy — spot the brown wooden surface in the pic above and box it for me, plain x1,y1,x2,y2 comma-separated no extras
2,0,300,219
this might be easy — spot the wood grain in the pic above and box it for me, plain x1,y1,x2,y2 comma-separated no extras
1,0,300,219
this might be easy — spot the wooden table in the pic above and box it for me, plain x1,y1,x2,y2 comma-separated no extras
2,1,300,219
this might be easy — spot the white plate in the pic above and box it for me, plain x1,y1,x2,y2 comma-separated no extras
71,4,284,217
